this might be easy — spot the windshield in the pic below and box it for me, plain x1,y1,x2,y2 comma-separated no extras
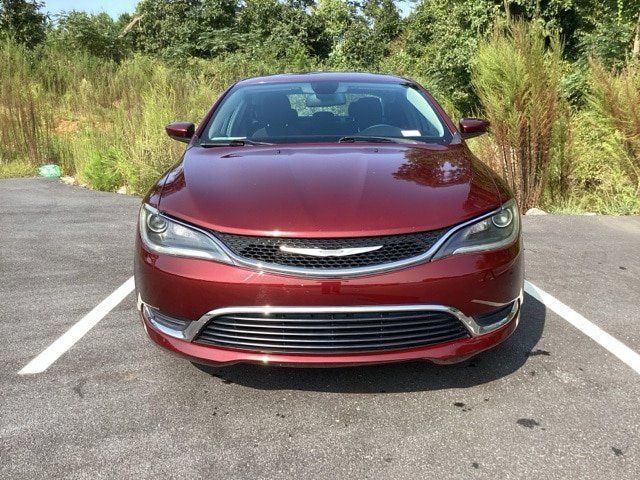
201,80,452,145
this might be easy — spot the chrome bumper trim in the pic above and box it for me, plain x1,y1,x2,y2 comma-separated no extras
142,295,522,343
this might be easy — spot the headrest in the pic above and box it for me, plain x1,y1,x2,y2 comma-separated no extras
348,97,383,129
261,94,296,126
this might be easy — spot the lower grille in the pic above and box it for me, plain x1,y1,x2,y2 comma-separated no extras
195,310,469,353
147,307,190,331
472,302,516,327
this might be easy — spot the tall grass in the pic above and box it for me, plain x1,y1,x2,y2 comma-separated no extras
541,60,640,214
63,58,214,191
545,109,640,214
0,40,59,169
472,21,562,211
0,42,218,189
590,60,640,193
0,40,322,189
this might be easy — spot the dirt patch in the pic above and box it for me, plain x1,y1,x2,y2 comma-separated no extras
55,119,80,134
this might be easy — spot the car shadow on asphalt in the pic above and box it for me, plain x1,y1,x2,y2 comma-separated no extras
193,293,546,393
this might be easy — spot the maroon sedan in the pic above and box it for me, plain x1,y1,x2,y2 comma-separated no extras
135,72,523,367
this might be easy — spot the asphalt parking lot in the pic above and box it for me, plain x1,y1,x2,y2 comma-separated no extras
1,177,639,479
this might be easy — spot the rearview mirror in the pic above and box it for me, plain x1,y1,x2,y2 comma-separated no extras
459,118,489,139
305,93,346,107
165,121,195,143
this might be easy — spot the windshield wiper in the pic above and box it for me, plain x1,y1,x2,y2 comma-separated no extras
198,139,272,147
338,136,421,144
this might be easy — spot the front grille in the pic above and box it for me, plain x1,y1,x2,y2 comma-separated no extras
195,310,469,353
213,229,448,270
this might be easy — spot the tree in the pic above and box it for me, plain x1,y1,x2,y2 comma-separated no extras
0,0,46,46
338,20,381,68
405,0,640,114
312,0,357,65
574,1,640,69
52,11,125,61
406,0,500,114
190,0,240,57
131,0,238,60
237,0,329,60
363,0,401,44
313,0,397,68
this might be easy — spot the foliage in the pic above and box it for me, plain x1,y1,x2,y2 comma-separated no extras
0,0,45,45
472,21,563,211
574,1,640,69
364,0,401,43
0,1,639,213
404,0,640,113
590,59,640,191
131,0,239,60
406,0,501,114
50,11,128,61
545,109,640,214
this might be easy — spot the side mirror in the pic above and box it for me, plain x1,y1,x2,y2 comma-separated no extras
459,118,490,139
165,121,195,143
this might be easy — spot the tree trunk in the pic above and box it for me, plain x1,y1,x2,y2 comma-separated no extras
503,0,511,24
120,15,143,38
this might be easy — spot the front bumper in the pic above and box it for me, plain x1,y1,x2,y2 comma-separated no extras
141,306,520,366
135,236,524,366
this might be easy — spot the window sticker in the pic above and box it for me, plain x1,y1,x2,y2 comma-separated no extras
401,130,421,137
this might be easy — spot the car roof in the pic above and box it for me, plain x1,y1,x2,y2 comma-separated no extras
235,72,411,86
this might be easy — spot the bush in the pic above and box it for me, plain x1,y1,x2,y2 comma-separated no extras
77,133,126,191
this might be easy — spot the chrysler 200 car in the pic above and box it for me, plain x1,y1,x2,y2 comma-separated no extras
135,72,523,366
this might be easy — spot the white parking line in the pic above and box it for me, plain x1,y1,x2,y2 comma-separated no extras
18,276,135,375
524,280,640,375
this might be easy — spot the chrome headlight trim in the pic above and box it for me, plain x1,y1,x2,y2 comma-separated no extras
431,200,520,260
139,204,235,264
138,200,519,277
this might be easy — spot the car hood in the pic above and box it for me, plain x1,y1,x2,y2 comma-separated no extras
157,143,503,237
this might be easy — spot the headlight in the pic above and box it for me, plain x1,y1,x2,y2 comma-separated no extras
139,204,234,263
433,200,519,259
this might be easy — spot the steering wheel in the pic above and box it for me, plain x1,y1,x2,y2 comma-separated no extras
359,124,403,136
